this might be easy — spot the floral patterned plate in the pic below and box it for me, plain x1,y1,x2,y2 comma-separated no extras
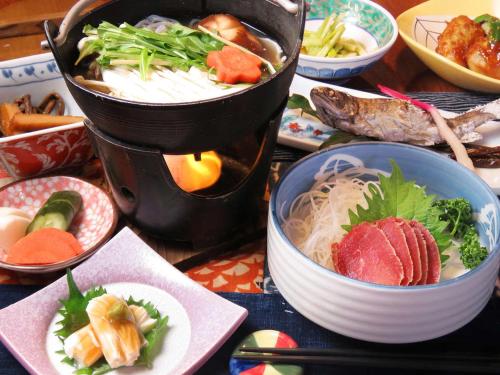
0,53,92,179
0,176,117,273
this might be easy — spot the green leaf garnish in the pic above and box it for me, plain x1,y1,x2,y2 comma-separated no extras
320,131,365,149
127,297,169,368
54,269,106,338
344,160,451,264
432,198,473,238
287,94,318,117
136,315,169,368
459,226,488,269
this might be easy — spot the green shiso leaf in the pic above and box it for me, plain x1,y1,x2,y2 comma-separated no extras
127,296,169,368
135,315,169,368
75,359,113,375
54,269,107,339
344,160,451,264
287,94,317,117
319,131,360,149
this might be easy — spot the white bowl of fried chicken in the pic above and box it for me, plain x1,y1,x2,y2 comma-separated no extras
397,0,500,93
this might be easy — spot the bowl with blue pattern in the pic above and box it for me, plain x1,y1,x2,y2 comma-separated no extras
268,142,500,343
297,0,398,81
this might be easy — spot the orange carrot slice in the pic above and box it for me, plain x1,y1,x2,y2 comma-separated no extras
207,46,262,84
5,227,84,265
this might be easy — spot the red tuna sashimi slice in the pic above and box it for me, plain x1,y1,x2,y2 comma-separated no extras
411,221,441,284
332,222,404,286
376,218,414,286
410,221,429,285
396,219,422,285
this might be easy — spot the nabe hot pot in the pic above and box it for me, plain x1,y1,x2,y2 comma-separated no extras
43,0,305,247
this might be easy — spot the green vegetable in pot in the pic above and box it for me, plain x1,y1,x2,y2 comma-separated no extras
27,191,82,234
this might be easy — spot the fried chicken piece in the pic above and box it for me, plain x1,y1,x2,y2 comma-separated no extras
436,15,485,66
197,14,264,56
466,37,500,79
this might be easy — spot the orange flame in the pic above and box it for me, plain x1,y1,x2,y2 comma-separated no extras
164,151,222,193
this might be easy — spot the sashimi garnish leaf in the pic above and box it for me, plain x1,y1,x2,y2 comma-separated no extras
128,297,169,368
136,315,169,368
54,269,107,339
126,297,161,320
74,359,112,375
287,94,318,117
344,160,451,264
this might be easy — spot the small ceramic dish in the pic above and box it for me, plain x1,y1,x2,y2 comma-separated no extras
0,175,118,273
0,53,92,179
397,0,500,93
0,227,247,374
268,142,500,343
297,0,398,80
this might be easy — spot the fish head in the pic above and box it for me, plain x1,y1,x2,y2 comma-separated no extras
310,87,358,127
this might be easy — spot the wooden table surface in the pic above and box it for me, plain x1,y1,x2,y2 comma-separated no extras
0,0,462,92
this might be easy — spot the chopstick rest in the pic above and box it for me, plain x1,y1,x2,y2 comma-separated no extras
229,330,303,375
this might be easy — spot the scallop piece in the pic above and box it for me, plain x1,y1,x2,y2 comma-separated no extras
86,294,144,368
64,325,102,368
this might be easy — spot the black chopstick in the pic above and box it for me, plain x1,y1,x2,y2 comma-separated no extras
232,353,500,373
238,346,497,362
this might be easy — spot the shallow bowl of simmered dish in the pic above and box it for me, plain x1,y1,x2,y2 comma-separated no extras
268,142,500,343
397,0,500,93
0,53,92,180
296,0,397,80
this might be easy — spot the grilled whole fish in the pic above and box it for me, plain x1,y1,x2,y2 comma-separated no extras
310,87,496,146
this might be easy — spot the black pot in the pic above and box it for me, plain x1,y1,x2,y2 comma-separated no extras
85,97,287,246
44,0,305,153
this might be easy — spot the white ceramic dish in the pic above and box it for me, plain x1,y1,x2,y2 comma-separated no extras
268,143,500,343
278,74,500,194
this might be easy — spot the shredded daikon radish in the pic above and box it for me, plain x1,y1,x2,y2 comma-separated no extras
282,167,380,270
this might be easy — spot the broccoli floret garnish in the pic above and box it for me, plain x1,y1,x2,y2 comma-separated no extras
459,226,488,269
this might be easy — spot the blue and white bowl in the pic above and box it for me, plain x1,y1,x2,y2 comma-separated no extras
268,142,500,343
297,0,398,80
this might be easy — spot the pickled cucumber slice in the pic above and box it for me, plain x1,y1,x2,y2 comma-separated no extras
27,191,82,234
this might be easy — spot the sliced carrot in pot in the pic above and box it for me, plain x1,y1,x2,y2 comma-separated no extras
207,46,262,84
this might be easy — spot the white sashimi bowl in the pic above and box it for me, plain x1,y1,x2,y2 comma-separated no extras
268,142,500,343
